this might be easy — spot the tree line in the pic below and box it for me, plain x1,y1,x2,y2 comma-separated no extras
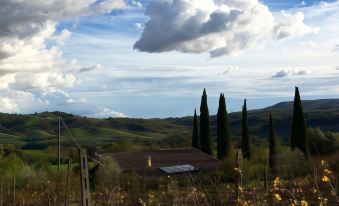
192,87,309,171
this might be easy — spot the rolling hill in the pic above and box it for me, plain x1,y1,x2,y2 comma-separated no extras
168,99,339,142
0,99,339,151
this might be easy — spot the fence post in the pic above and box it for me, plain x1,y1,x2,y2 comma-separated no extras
13,177,15,206
336,164,339,197
79,148,91,206
64,159,72,206
0,176,3,206
313,164,317,189
264,167,268,193
236,149,243,198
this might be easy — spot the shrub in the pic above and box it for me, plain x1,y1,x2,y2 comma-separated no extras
308,127,339,155
275,149,311,177
93,157,121,188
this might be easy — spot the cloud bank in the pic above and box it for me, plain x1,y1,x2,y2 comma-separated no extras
134,0,315,57
0,0,126,117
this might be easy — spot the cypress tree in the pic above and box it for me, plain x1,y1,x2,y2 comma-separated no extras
192,109,199,149
269,112,277,171
217,94,232,160
199,89,212,155
241,99,251,159
291,87,309,158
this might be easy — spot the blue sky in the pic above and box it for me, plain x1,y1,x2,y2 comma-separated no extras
0,0,339,118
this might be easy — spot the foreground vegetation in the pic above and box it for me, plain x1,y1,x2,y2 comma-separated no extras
0,147,338,205
0,94,338,205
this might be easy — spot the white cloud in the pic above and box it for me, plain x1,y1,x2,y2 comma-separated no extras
272,68,310,78
131,0,143,8
134,22,145,30
273,11,317,39
0,88,127,118
95,0,126,13
0,90,50,112
51,29,72,46
0,0,126,115
134,0,315,57
92,107,127,118
0,74,16,90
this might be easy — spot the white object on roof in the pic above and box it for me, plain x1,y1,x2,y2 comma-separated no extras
159,164,199,174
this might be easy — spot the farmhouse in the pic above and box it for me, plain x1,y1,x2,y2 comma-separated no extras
98,147,222,178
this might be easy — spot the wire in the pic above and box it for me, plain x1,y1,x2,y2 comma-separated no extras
60,118,81,149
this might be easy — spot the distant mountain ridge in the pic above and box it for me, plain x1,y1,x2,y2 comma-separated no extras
266,99,339,111
166,99,339,141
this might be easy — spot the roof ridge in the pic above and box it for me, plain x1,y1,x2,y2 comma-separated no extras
189,147,220,161
100,147,221,163
99,147,196,156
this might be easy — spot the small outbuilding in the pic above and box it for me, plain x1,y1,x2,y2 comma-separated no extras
98,147,223,178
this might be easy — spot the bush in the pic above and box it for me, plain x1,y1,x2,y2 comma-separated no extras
104,140,132,153
275,148,311,177
17,164,38,186
93,157,121,188
308,127,339,155
221,148,237,182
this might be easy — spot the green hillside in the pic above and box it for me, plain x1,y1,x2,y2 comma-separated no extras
167,99,339,143
0,99,339,152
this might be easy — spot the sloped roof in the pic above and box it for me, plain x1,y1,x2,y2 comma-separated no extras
99,147,222,178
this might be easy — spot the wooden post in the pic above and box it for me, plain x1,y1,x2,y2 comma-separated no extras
0,176,3,206
264,167,268,193
58,117,61,173
13,177,15,206
313,164,317,189
236,149,243,199
236,150,243,189
336,164,339,197
79,149,91,206
64,159,72,206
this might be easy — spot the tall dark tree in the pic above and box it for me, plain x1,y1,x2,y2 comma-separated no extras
217,94,232,160
291,87,309,158
192,109,199,149
268,112,277,171
241,99,251,160
199,89,212,155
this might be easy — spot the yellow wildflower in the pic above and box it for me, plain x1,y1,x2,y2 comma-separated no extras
274,193,282,201
234,167,241,173
322,175,330,182
324,169,332,174
273,177,281,188
300,200,308,206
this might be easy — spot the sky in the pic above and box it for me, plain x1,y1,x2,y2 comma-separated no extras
0,0,338,118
